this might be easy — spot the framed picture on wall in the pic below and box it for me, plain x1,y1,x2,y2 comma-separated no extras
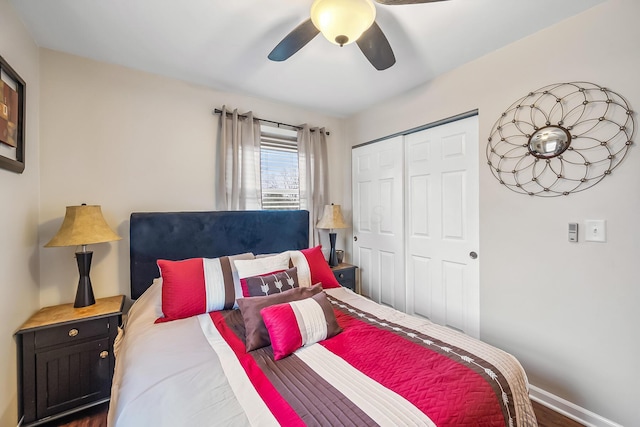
0,54,26,173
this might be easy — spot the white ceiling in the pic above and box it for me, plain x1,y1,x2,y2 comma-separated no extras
11,0,604,117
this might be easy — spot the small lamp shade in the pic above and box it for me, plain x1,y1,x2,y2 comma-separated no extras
316,204,349,267
316,204,348,230
45,205,121,247
45,205,121,308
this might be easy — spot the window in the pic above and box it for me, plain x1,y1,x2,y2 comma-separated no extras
260,124,300,210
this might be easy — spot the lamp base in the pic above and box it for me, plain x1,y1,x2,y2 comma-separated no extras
74,251,96,308
328,232,338,267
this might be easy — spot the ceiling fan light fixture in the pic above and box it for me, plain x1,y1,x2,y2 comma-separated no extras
310,0,376,47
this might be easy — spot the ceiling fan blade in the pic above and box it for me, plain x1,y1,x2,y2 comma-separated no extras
374,0,448,4
356,21,396,71
268,19,320,62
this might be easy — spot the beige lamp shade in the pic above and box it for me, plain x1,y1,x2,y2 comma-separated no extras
316,204,349,230
45,205,121,247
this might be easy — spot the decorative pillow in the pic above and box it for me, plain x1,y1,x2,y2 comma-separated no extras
261,292,342,360
237,284,323,352
241,267,299,297
289,246,340,289
234,251,291,280
155,252,254,323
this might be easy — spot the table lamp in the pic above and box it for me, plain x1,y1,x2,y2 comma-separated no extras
44,204,121,307
316,204,348,267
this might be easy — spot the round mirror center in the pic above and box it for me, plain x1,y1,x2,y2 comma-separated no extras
528,126,571,159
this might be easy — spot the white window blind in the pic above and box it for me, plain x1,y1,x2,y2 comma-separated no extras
260,125,300,210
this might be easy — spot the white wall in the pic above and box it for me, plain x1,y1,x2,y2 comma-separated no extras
0,0,40,424
347,0,639,425
38,49,349,306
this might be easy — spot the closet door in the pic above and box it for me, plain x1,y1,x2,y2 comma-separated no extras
352,136,405,310
405,115,479,338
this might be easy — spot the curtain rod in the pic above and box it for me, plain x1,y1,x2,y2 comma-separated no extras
212,108,330,135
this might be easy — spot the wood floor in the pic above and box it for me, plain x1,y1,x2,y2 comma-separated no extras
40,403,108,427
40,400,584,426
532,400,585,427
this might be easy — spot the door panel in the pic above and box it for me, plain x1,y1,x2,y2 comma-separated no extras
36,339,110,419
379,250,396,307
410,255,431,319
409,175,430,237
405,116,479,338
352,137,405,311
358,246,374,301
442,171,465,239
443,260,465,332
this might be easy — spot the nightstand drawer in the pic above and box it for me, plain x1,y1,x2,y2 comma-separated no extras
34,317,110,349
331,263,358,292
336,275,355,291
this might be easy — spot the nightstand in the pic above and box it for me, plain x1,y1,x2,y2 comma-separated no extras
15,295,124,426
331,263,358,292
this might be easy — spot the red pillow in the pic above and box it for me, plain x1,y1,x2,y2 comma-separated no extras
289,246,340,289
261,292,342,360
156,253,253,323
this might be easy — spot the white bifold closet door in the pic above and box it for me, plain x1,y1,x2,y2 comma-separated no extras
404,116,479,338
351,136,406,311
352,115,479,338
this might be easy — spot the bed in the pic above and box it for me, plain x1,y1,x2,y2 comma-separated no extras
109,210,538,426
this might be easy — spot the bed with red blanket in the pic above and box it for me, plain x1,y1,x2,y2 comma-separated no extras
109,211,537,426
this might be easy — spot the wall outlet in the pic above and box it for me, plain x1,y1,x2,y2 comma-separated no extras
584,220,606,242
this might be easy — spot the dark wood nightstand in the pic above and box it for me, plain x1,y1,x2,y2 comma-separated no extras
15,295,124,426
331,263,358,292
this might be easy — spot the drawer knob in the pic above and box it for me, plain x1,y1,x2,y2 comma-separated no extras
339,273,344,278
68,328,79,337
100,351,109,359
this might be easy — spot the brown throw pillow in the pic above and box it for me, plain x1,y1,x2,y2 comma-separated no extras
243,267,299,297
237,283,323,351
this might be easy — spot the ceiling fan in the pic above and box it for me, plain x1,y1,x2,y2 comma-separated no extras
268,0,448,71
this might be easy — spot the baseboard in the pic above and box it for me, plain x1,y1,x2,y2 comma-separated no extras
529,385,622,427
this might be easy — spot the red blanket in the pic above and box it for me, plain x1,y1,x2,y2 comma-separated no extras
210,295,525,426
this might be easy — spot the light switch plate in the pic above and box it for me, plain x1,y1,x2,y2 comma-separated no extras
585,220,606,242
568,223,578,242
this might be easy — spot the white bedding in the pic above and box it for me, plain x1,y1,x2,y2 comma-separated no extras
109,281,252,426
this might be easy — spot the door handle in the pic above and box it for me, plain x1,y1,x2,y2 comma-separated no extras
353,236,358,242
469,251,478,259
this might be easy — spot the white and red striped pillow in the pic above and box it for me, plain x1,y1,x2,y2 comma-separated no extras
289,246,341,289
260,292,342,360
234,252,290,281
156,253,253,323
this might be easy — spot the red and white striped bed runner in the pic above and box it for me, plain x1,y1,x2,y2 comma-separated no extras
200,294,527,427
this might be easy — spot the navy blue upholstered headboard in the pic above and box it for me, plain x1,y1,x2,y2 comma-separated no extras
129,210,309,299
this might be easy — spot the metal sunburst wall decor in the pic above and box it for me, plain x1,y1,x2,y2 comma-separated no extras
486,82,634,197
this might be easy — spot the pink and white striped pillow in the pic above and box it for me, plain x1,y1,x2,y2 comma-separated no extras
156,253,253,323
260,292,342,360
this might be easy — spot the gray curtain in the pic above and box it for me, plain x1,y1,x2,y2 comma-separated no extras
216,106,262,210
297,124,329,245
